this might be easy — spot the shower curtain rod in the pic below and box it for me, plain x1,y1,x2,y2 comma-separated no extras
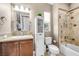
58,8,68,12
59,7,79,12
68,7,79,12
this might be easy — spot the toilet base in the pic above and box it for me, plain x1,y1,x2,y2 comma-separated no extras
48,51,57,56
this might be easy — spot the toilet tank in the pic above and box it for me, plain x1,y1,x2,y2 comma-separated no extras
45,37,52,45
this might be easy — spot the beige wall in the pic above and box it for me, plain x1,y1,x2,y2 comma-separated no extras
52,3,69,42
70,3,79,9
0,3,11,35
0,3,70,40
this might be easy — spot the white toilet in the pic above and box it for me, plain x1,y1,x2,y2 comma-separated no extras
45,37,59,56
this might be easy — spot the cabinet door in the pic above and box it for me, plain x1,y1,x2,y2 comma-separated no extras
2,41,19,56
20,40,33,56
0,43,2,56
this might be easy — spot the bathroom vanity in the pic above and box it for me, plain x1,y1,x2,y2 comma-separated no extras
0,35,33,56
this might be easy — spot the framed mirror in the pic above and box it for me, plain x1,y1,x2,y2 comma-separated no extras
16,12,31,34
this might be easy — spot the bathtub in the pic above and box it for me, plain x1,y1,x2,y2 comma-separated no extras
59,43,79,56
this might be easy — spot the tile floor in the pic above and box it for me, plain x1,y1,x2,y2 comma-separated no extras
44,51,64,56
33,49,64,56
44,48,64,56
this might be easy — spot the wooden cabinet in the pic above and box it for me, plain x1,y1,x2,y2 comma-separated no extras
0,43,2,56
20,40,33,56
2,41,19,56
0,39,33,56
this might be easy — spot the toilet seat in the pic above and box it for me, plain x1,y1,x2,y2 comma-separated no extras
48,44,59,54
48,45,59,50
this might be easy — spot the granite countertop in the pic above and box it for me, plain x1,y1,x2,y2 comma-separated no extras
0,35,33,42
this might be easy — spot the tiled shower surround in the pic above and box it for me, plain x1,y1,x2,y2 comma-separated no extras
58,8,79,46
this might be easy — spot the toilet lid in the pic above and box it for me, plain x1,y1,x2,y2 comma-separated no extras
48,45,59,51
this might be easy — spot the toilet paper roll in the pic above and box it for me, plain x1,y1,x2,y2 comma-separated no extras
53,40,56,43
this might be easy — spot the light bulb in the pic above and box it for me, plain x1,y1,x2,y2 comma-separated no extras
15,5,19,10
20,5,24,11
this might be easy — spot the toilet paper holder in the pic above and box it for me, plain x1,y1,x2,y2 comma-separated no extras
0,16,7,25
